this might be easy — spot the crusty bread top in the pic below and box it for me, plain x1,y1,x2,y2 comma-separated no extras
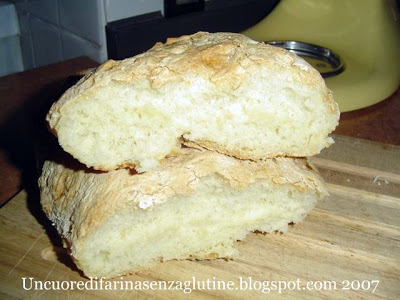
44,32,339,173
47,31,338,134
39,148,327,244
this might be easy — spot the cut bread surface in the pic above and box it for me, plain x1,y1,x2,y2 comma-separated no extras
78,176,320,278
47,32,339,172
39,148,327,278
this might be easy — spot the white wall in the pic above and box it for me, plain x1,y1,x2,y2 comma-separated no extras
9,0,164,71
0,1,23,76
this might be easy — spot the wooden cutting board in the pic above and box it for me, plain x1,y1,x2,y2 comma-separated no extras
0,135,399,299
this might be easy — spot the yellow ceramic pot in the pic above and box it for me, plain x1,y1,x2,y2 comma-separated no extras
242,0,400,112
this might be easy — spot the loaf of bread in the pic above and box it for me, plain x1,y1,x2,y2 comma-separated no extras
47,31,339,172
39,148,327,278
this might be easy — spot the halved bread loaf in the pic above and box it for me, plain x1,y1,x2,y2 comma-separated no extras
39,148,327,278
47,32,339,172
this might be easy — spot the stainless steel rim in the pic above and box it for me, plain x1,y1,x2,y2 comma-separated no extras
266,41,345,78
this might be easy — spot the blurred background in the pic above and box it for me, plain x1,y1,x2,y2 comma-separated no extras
1,0,399,111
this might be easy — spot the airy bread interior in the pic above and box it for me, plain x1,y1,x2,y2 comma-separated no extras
56,78,336,172
75,174,320,278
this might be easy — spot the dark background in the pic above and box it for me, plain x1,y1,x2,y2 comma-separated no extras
106,0,280,60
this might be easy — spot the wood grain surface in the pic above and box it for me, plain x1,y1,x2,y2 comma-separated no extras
0,135,399,299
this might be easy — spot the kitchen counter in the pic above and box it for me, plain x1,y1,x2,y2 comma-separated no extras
0,57,98,205
0,56,399,205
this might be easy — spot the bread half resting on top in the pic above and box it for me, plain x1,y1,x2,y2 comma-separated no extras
46,32,339,172
39,148,328,278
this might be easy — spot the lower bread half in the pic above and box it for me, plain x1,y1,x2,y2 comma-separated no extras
39,148,327,278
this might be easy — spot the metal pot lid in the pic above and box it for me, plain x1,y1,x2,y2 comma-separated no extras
266,41,345,78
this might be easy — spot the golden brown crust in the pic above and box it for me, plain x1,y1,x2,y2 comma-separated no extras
182,139,327,160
